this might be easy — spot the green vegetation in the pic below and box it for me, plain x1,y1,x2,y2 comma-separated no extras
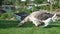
0,0,60,34
0,12,14,20
0,20,60,34
0,0,60,19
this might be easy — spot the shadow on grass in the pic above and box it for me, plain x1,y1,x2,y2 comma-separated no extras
0,20,19,28
0,20,34,29
0,20,60,29
46,25,60,28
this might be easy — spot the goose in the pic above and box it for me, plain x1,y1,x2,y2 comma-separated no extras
18,10,57,27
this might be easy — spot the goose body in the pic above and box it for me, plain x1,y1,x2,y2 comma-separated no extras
18,10,57,27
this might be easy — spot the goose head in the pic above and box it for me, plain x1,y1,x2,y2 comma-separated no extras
52,14,58,22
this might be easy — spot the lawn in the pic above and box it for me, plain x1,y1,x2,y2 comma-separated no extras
0,20,60,34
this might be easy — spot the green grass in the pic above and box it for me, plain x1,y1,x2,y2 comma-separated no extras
0,20,60,34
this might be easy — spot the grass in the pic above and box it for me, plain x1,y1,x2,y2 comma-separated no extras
0,20,60,34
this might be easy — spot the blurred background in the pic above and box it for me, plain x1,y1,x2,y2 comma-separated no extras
0,0,60,34
0,0,60,21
